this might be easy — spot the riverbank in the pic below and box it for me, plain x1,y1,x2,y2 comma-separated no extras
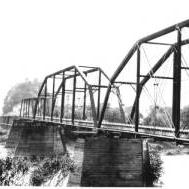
1,130,189,187
0,152,76,186
0,132,77,186
149,140,189,187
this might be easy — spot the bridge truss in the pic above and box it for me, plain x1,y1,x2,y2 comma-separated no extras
20,19,189,143
20,65,125,127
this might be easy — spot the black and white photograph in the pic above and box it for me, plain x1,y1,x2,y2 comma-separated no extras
0,0,189,187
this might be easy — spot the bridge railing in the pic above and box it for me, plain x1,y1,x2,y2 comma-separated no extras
20,114,189,139
0,116,18,127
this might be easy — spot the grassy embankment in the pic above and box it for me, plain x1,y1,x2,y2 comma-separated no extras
0,155,76,186
0,124,77,186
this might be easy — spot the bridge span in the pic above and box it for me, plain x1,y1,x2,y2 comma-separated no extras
12,116,189,143
8,19,189,144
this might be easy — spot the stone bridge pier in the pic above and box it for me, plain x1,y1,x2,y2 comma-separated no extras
5,119,67,156
5,119,149,187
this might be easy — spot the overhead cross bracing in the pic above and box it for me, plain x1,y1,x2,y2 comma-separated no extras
20,19,189,144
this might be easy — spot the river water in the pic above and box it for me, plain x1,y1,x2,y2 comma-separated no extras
158,154,189,187
1,143,189,187
0,144,8,159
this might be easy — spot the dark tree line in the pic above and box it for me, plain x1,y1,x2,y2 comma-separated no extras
2,79,41,115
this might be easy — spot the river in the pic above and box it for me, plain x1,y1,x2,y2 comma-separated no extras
158,154,189,187
1,142,189,187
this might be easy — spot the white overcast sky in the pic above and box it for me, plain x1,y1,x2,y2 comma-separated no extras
0,0,189,115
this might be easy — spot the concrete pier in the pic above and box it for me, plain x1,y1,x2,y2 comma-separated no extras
6,119,149,186
68,137,148,187
5,119,66,156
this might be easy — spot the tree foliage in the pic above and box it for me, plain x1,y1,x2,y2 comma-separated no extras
143,150,163,186
180,105,189,129
2,79,41,115
142,104,189,129
143,105,172,127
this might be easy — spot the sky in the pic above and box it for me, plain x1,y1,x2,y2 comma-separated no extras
1,0,189,115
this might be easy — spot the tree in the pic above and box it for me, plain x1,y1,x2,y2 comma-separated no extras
180,105,189,129
143,105,172,127
2,79,41,115
104,103,126,123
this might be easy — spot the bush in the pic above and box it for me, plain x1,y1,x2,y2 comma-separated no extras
0,155,76,186
0,157,31,185
30,169,44,186
144,151,163,186
30,155,76,186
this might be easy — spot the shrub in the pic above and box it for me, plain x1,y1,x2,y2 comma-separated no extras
0,155,76,186
144,150,163,186
30,155,76,186
30,169,44,186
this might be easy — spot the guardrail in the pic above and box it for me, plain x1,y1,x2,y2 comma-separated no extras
21,115,189,139
0,116,18,127
1,115,189,143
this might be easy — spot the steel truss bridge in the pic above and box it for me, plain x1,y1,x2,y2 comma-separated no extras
19,20,189,143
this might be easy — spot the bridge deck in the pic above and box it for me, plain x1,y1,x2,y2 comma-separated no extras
19,116,189,144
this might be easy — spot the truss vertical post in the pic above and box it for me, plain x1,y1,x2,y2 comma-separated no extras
28,99,30,117
32,99,35,116
39,99,41,117
97,69,101,120
22,100,24,117
38,98,41,117
135,45,141,132
83,73,87,120
23,100,25,117
172,28,181,138
43,82,47,120
25,100,28,118
28,99,30,118
27,99,29,117
25,100,27,117
98,86,112,128
51,75,55,121
36,100,39,117
20,99,23,117
60,72,65,123
37,100,39,118
72,69,77,124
